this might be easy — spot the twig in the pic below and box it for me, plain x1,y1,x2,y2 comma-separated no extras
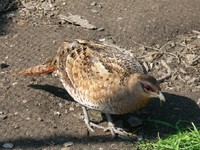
159,41,174,52
137,51,158,59
192,30,200,34
158,60,172,83
166,52,181,63
132,40,160,51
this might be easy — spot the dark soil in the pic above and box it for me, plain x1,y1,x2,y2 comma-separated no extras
0,0,200,149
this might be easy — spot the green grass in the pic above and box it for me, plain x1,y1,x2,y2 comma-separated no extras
137,122,200,150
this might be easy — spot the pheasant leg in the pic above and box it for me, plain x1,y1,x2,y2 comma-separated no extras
82,106,105,132
104,113,132,138
82,107,134,138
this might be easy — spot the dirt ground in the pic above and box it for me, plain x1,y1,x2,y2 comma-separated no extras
0,0,200,150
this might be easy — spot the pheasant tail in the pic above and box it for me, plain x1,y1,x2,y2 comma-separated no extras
12,58,56,76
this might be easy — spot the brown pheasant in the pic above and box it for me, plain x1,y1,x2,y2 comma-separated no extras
13,39,165,137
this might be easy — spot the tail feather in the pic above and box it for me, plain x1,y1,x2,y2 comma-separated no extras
12,58,56,76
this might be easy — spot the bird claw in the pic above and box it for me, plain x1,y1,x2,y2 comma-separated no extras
85,121,106,132
85,122,95,132
104,126,135,139
85,120,136,139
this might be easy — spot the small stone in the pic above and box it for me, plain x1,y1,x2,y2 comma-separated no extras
98,38,106,42
26,117,30,120
90,2,97,6
62,2,67,5
22,100,28,103
13,124,20,129
38,117,43,121
99,148,103,150
69,107,74,111
97,27,104,31
0,63,9,69
137,135,143,141
0,114,7,120
52,40,56,44
149,63,154,69
63,142,74,147
12,82,18,86
54,111,61,116
91,9,98,13
98,4,103,8
2,143,14,149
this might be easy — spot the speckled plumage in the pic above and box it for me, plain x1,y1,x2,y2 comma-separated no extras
55,39,146,114
14,39,165,138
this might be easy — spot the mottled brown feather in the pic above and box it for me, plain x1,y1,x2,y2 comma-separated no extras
54,39,146,114
14,39,152,114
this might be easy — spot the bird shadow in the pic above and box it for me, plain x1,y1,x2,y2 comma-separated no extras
28,84,74,102
134,92,200,139
1,84,199,149
28,84,200,138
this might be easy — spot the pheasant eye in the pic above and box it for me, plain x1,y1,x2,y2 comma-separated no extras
143,85,152,92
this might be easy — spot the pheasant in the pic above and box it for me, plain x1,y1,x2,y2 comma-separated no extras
13,39,165,138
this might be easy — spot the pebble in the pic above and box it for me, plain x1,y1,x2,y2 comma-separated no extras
0,63,9,69
97,27,105,31
54,111,61,116
63,142,74,147
91,9,98,13
26,117,30,120
22,100,28,104
2,143,14,149
137,135,143,141
0,114,7,120
69,107,74,111
37,117,43,121
90,2,97,6
62,2,67,5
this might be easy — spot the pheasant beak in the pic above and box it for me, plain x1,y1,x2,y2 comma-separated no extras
157,91,165,102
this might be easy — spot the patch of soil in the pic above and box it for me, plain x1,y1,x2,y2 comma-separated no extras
0,0,200,149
